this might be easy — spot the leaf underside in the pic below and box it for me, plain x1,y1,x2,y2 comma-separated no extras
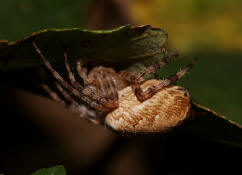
0,25,167,71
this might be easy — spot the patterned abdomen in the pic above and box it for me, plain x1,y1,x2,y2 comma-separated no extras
105,79,191,132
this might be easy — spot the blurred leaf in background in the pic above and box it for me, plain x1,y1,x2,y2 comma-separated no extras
130,0,242,125
0,0,90,41
132,0,242,53
31,165,66,175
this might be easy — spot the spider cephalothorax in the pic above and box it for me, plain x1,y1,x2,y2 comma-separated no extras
32,42,196,133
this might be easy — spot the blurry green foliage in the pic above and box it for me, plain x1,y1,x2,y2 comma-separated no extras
30,165,66,175
0,0,90,41
132,0,242,53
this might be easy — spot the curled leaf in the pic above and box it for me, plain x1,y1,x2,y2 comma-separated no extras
0,25,167,71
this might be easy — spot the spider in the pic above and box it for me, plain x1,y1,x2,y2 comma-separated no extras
32,42,196,133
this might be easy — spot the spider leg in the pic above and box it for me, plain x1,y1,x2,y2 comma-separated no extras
92,73,119,111
42,84,67,107
76,60,113,106
76,60,93,85
66,56,115,109
77,65,119,112
43,82,101,124
121,53,179,84
97,73,107,97
76,59,118,108
32,42,81,98
133,58,197,102
54,82,101,124
33,42,104,108
33,42,117,113
64,53,83,91
95,70,117,99
97,72,119,99
106,74,118,100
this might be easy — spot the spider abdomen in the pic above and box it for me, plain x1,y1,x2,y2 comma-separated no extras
105,79,191,132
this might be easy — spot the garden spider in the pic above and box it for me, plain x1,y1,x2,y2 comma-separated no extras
32,42,196,133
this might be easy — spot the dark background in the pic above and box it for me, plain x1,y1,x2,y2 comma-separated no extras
0,0,242,174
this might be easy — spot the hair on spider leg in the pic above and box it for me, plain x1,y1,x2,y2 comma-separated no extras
177,57,197,76
33,42,111,123
41,83,67,107
44,81,104,124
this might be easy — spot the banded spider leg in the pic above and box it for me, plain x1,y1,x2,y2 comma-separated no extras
32,42,119,124
42,83,100,124
124,58,197,102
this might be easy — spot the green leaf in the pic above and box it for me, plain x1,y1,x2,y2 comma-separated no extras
182,101,242,148
30,165,66,175
0,25,167,71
